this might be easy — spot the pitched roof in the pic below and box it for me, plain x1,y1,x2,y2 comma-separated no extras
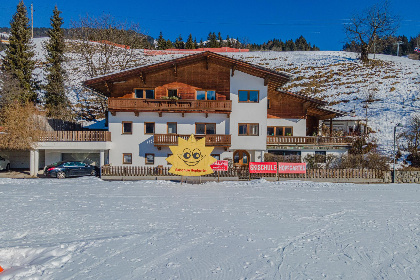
83,51,291,94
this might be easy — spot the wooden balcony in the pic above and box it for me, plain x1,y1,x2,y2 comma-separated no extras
154,134,231,149
38,131,111,142
108,98,232,116
266,136,354,146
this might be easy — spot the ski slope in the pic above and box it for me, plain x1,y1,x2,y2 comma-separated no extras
0,177,419,279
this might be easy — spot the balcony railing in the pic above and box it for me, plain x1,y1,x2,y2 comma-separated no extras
154,134,231,147
108,98,232,114
267,136,354,146
38,131,111,142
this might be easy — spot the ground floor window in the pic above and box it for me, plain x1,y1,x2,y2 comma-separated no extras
315,151,327,163
145,154,155,165
123,153,132,164
211,154,220,160
233,150,250,166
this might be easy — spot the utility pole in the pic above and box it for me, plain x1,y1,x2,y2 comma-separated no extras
31,3,34,39
395,41,403,56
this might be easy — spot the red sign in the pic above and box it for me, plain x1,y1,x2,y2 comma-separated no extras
278,163,306,174
210,160,229,171
249,162,278,173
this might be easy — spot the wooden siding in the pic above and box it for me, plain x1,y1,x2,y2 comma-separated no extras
106,60,231,100
267,86,307,119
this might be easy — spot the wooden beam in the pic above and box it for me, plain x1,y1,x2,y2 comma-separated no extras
231,64,236,76
111,111,116,116
173,64,177,77
140,72,146,85
158,112,162,117
104,81,111,94
205,56,209,70
134,112,139,117
264,76,269,86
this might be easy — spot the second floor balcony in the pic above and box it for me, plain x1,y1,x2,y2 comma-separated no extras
108,98,232,116
154,134,231,149
267,136,354,146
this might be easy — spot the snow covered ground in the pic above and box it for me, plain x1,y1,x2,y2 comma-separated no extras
1,177,419,279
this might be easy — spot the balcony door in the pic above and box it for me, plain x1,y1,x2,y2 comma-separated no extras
233,150,250,166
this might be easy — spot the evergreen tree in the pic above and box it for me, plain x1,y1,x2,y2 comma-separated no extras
217,32,223,47
3,1,36,103
44,6,70,119
226,35,232,47
198,39,204,48
157,31,166,50
207,32,218,48
174,34,184,49
166,39,173,49
193,37,198,49
185,34,194,49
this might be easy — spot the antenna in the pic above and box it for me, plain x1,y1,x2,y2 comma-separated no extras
31,3,33,39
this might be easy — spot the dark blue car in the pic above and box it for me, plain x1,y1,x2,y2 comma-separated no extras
44,161,98,179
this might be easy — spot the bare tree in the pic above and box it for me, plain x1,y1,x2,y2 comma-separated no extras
69,14,149,77
344,1,399,62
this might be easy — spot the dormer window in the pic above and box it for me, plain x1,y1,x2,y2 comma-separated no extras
135,89,155,99
196,90,216,100
168,89,178,98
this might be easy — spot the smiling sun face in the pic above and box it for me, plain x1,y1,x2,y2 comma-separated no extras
166,134,217,176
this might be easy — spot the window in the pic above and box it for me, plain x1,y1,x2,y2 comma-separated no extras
315,151,327,163
145,153,154,165
144,122,155,134
167,122,177,134
233,150,250,166
122,121,132,134
168,89,178,98
196,123,216,134
211,154,220,160
196,90,216,100
238,90,259,103
135,89,155,99
123,153,132,164
267,126,293,136
238,123,259,136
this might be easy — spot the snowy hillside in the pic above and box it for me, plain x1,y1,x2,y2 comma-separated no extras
1,178,420,279
4,38,420,154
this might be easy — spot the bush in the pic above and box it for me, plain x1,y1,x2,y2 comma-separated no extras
303,154,338,169
336,152,390,170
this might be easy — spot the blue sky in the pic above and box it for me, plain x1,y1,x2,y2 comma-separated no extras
1,0,419,50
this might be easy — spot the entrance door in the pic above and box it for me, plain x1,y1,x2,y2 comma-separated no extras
233,150,250,166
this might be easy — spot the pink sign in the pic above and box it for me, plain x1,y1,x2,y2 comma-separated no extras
278,163,307,174
210,160,229,171
249,162,277,173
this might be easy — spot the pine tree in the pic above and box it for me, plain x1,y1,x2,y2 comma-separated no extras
174,34,184,49
44,6,70,119
3,1,36,103
157,31,166,50
185,34,194,49
198,39,204,48
193,37,198,49
226,35,232,48
166,39,173,49
217,32,223,47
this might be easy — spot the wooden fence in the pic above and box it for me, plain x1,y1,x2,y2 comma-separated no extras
101,166,387,181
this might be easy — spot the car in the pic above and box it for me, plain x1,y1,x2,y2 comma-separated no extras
0,156,10,171
44,161,99,179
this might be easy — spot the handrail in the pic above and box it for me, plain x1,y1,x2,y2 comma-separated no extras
38,131,111,142
154,134,231,147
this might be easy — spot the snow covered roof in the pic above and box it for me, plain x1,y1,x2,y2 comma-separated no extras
83,51,291,95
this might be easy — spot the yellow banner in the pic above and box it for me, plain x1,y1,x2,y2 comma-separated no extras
166,134,217,176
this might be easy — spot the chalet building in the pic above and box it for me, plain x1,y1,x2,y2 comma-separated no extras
77,51,352,169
